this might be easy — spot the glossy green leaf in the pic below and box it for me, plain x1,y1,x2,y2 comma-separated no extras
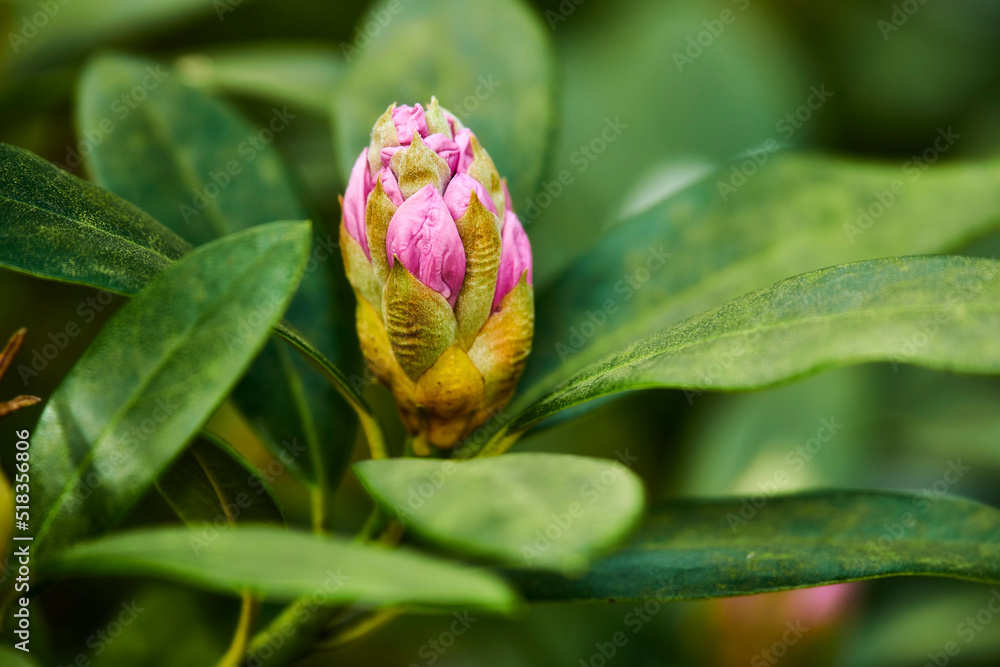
511,256,1000,434
522,153,1000,410
0,142,190,294
44,526,519,612
511,490,1000,601
333,0,555,204
176,44,344,113
353,454,646,572
77,53,359,490
32,222,310,556
156,432,285,528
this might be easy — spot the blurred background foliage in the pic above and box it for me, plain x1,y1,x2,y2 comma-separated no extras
2,0,1000,664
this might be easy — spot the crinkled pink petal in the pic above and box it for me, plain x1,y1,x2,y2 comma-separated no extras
423,133,460,173
392,104,428,145
386,184,466,308
502,179,513,213
453,128,475,174
492,210,532,310
380,133,460,173
377,167,405,206
343,148,372,258
443,173,497,221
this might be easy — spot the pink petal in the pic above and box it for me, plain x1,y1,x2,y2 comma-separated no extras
443,173,497,221
453,128,475,174
392,104,428,145
502,179,513,213
343,148,372,258
377,167,405,206
386,184,466,308
492,210,532,310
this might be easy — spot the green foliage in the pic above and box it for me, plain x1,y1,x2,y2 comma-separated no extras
30,222,309,555
44,526,519,611
512,256,1000,433
354,454,645,572
0,143,189,293
512,491,1000,601
76,52,360,490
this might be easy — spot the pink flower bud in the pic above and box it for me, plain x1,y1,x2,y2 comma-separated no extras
386,184,467,307
381,133,461,172
443,173,498,221
493,209,532,310
343,148,373,257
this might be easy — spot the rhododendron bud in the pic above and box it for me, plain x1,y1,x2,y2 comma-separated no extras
340,98,533,451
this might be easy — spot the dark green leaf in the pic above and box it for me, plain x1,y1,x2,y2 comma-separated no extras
0,142,189,294
156,433,285,527
77,53,359,490
32,222,310,556
523,153,1000,410
511,490,1000,601
333,0,555,204
353,454,646,572
44,526,519,612
512,256,1000,433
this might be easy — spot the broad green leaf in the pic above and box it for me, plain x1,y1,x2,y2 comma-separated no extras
353,454,646,572
77,53,359,490
176,44,344,113
156,433,285,527
32,222,310,556
511,256,1000,434
510,491,1000,602
333,0,555,204
44,526,519,612
0,143,189,294
522,153,1000,410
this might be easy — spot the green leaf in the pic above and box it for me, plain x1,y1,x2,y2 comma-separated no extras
0,142,190,294
510,490,1000,602
333,0,555,204
77,53,359,491
156,432,285,527
31,222,310,556
43,526,519,612
522,153,1000,410
176,44,344,113
511,256,1000,434
353,454,646,572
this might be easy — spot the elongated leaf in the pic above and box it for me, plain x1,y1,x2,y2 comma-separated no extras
522,153,1000,409
511,490,1000,601
333,0,555,204
0,143,190,293
156,433,285,527
77,53,358,490
354,454,646,572
177,44,344,112
32,222,310,556
511,256,1000,433
44,526,518,612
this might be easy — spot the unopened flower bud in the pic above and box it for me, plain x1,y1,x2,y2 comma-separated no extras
340,98,533,450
